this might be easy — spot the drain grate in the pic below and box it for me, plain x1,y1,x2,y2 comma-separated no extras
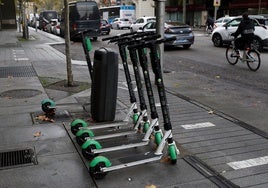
0,66,37,78
0,148,38,169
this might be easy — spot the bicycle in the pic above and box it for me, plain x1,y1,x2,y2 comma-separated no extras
225,38,261,71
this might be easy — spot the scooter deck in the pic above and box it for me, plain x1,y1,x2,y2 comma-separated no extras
102,151,162,172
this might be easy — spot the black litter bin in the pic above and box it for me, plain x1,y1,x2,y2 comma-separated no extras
91,47,118,122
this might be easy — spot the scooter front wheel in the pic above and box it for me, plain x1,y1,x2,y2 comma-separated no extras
154,132,162,146
89,156,111,179
70,119,88,135
168,145,177,164
41,99,56,114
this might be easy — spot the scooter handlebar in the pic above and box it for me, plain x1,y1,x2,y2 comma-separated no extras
108,31,157,43
102,31,138,41
127,34,162,49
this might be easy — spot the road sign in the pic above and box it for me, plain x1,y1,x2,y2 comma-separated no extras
214,0,221,6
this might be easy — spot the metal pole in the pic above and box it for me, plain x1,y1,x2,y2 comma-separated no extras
182,0,186,23
258,0,261,14
214,6,218,21
155,0,166,82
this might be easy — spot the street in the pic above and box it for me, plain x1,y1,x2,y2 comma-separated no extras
52,28,268,134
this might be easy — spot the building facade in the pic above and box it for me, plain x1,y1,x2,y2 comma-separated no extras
0,0,16,29
165,0,268,26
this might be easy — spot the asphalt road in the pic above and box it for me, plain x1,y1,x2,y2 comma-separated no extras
51,28,268,134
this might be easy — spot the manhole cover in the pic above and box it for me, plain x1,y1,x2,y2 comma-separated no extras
0,148,37,169
0,66,37,78
0,89,42,99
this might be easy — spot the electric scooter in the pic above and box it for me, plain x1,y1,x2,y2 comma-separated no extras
88,37,180,179
71,32,159,144
78,34,164,160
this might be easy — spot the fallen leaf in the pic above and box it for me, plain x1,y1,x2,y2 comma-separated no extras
35,115,55,122
33,131,41,137
160,156,171,163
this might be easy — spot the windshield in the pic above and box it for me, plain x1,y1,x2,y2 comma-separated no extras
72,2,100,20
43,11,58,21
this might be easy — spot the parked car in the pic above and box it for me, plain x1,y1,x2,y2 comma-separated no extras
213,16,236,29
211,15,268,51
100,19,111,35
39,10,58,31
139,21,194,49
111,18,131,29
60,1,101,41
45,19,58,33
52,21,60,35
130,16,156,32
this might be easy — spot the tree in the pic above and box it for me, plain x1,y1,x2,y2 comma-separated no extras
64,0,74,86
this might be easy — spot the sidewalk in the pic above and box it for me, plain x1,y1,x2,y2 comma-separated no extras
0,28,267,188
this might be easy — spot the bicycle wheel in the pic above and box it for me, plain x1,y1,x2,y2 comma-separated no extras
226,46,239,65
247,50,261,71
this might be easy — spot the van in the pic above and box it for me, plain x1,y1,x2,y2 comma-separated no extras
39,10,58,31
60,1,101,41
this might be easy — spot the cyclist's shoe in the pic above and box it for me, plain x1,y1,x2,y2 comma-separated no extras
231,49,240,57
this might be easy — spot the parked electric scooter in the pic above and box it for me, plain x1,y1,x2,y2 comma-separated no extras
88,37,180,179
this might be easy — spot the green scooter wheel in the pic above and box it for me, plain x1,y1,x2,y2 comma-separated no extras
41,99,56,114
168,145,177,164
70,119,88,135
76,129,94,146
82,140,102,160
89,156,111,179
143,122,150,133
133,113,139,124
154,132,162,146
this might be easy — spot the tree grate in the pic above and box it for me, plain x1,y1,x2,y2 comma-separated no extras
0,66,37,78
0,148,37,169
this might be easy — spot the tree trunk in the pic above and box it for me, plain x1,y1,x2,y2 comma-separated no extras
64,0,74,86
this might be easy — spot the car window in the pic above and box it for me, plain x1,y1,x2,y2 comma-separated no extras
144,22,155,29
121,18,129,21
227,18,241,27
135,18,141,23
147,18,156,22
224,18,231,23
101,20,107,24
215,18,223,23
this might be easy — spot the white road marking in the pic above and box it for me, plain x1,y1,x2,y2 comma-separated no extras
181,122,215,129
227,156,268,170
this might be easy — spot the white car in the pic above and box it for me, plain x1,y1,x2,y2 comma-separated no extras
213,16,236,29
111,18,131,29
211,15,268,51
130,16,156,32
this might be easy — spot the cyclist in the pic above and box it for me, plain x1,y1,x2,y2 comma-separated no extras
231,12,255,53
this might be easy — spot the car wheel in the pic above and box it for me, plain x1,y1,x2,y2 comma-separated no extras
252,38,263,52
212,33,223,47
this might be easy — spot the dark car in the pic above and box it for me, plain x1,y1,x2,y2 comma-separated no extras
39,10,58,31
100,19,111,35
139,21,194,49
60,1,101,41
